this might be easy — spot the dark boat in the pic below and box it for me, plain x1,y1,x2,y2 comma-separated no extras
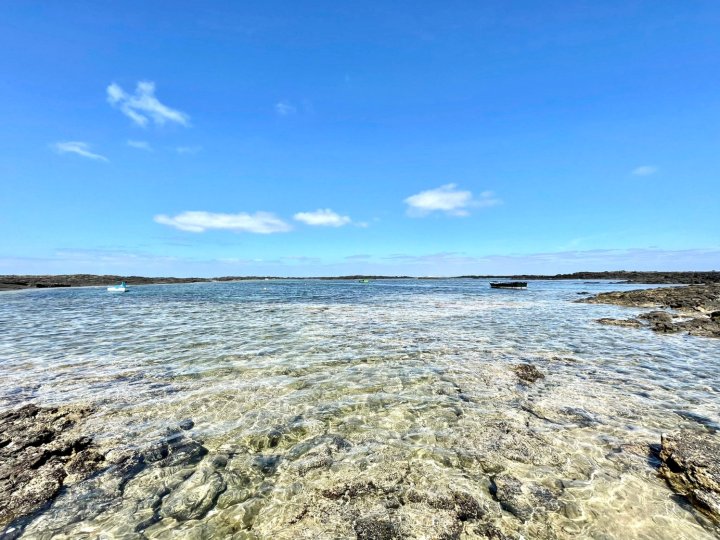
490,281,527,289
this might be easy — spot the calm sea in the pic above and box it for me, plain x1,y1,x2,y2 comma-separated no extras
1,279,718,539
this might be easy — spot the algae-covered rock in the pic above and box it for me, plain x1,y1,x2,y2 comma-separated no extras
659,430,720,521
513,364,545,385
595,318,643,328
491,474,562,522
0,404,103,528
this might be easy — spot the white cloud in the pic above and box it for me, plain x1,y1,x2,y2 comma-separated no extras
154,211,292,234
127,140,152,151
53,141,108,161
294,209,352,227
275,100,296,116
632,165,658,176
404,184,500,216
107,81,189,127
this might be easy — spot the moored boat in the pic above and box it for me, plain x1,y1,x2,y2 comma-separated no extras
107,281,128,293
490,281,527,289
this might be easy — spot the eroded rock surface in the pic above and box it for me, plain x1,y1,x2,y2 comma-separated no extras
513,364,545,385
659,430,720,522
491,474,562,522
583,285,720,338
579,284,720,314
0,404,103,527
595,318,643,328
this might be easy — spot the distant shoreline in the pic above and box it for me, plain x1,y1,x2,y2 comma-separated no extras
1,271,719,291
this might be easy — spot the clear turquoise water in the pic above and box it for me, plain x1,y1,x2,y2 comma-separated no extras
1,280,718,539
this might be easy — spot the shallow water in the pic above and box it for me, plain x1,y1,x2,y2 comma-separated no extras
1,279,719,539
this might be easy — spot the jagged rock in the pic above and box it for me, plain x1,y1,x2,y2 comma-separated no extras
353,516,398,540
636,310,675,333
178,418,195,431
513,364,544,384
638,311,673,324
658,430,720,521
491,475,561,522
473,522,513,539
583,286,720,338
579,284,720,314
0,404,103,527
595,318,643,328
674,317,720,338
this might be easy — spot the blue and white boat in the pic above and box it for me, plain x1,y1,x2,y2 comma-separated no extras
107,281,128,293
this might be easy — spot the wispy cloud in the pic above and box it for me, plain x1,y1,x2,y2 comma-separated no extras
632,165,658,176
107,81,189,127
275,100,296,116
154,211,292,234
404,184,500,216
53,141,108,161
127,140,152,151
294,209,351,227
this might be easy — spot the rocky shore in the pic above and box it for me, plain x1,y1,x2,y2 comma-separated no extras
0,404,104,530
462,271,720,284
580,284,720,338
659,430,720,522
5,391,720,538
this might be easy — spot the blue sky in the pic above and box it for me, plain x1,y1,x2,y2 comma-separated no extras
1,1,719,276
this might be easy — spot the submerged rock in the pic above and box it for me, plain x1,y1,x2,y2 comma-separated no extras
595,318,643,328
491,474,561,522
658,430,720,521
0,404,103,528
161,469,227,521
513,364,545,385
353,515,398,540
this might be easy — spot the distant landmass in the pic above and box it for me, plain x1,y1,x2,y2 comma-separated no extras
457,271,720,284
1,271,719,291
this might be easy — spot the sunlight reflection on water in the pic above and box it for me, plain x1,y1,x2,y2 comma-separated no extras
1,279,718,539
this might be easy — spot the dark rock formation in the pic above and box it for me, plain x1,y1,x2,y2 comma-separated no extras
579,284,720,314
595,318,643,328
491,475,561,522
659,430,720,521
673,317,720,338
461,271,720,284
0,404,104,527
353,516,399,540
637,310,675,333
583,285,720,338
513,364,545,384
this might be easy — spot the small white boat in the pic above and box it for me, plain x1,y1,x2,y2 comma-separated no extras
107,281,128,293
